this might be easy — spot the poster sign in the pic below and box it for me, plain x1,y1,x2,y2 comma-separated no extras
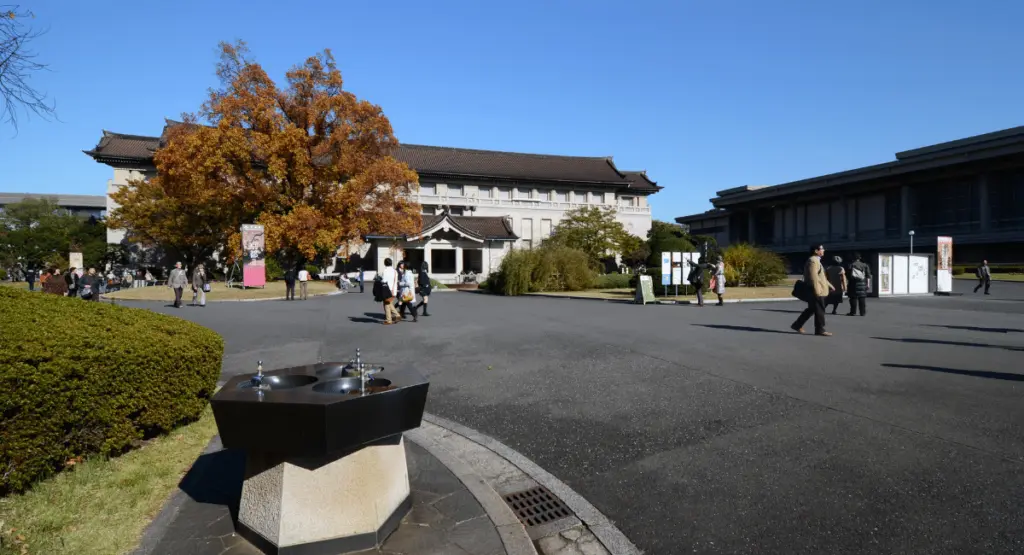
635,275,656,305
68,252,83,272
936,236,953,293
671,252,682,285
878,254,892,296
241,224,266,287
661,252,671,286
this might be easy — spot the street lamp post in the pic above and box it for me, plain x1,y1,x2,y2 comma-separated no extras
909,230,915,254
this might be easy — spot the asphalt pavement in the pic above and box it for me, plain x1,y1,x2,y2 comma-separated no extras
125,279,1024,554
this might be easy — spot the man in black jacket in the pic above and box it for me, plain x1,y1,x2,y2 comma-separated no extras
283,267,297,301
846,252,872,316
65,267,79,298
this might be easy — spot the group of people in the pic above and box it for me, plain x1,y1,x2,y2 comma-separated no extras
167,261,209,308
792,246,873,336
686,256,727,307
375,258,432,324
35,266,105,301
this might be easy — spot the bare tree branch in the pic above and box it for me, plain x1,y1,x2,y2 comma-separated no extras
0,5,56,131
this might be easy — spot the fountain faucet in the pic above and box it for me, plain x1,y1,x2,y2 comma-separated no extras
251,360,265,389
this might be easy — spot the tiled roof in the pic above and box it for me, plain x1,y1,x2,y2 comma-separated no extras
620,170,662,192
84,126,661,194
394,144,629,185
418,212,517,240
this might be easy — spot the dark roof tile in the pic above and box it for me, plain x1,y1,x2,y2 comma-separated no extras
620,170,662,192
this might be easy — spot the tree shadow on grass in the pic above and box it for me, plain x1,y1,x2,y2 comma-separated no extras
924,324,1024,334
882,363,1024,382
693,324,794,335
872,337,1024,352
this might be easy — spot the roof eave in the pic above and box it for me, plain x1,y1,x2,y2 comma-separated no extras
415,171,631,188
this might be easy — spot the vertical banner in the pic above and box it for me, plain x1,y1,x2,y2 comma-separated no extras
661,252,671,286
241,224,266,287
68,252,83,272
936,236,953,293
878,254,892,296
671,252,682,285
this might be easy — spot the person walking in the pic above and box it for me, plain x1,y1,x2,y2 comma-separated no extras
65,267,79,298
43,269,68,296
974,260,992,295
283,266,297,300
396,261,419,322
168,262,188,308
25,268,35,292
358,267,365,294
846,252,872,316
297,266,310,300
791,244,834,336
378,258,401,325
687,257,708,307
712,256,726,306
80,268,101,301
192,263,209,307
825,256,847,315
416,261,432,316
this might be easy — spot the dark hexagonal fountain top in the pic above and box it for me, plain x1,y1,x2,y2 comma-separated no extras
211,350,429,459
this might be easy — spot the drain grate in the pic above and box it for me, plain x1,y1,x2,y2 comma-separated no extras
503,486,573,527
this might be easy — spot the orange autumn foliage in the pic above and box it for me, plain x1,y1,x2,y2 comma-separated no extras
110,41,420,265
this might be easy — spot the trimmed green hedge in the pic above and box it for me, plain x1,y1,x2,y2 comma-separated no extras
0,288,223,495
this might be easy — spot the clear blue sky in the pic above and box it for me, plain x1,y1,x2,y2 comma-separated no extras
2,1,1023,221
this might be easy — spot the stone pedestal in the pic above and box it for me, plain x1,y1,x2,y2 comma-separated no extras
238,436,411,555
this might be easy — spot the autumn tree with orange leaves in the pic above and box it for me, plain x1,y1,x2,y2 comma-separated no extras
109,41,421,270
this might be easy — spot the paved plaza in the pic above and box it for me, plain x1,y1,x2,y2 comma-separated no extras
129,280,1024,554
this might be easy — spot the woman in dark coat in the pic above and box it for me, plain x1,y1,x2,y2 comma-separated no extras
416,261,432,316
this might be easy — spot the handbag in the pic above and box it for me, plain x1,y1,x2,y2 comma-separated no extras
792,279,812,302
203,283,211,293
401,290,414,303
709,277,717,290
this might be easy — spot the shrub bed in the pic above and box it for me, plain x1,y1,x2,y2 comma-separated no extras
722,244,787,287
593,273,632,289
0,288,223,495
488,246,595,295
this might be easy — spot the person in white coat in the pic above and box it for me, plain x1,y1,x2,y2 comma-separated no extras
713,256,726,306
379,258,401,325
396,260,419,322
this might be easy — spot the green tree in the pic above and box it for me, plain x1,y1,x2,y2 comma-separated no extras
0,198,79,269
645,220,695,267
546,206,638,266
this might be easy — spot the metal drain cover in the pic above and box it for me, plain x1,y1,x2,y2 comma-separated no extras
503,486,572,527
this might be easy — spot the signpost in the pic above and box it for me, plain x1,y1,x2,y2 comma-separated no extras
660,252,671,296
635,275,656,305
936,236,953,293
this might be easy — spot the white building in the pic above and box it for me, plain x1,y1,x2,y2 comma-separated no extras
85,123,661,282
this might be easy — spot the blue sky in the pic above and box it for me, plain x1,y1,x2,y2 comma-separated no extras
2,1,1023,221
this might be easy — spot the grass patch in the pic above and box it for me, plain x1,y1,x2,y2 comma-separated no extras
105,280,337,301
0,407,218,555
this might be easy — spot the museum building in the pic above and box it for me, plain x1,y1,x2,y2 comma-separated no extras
84,122,661,282
676,125,1024,269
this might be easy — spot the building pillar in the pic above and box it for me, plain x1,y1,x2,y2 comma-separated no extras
900,185,911,237
846,197,857,241
424,242,432,274
789,203,797,245
747,210,757,245
978,174,991,231
455,245,463,276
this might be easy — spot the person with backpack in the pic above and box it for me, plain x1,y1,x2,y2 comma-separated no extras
974,260,992,295
846,252,872,316
374,258,401,325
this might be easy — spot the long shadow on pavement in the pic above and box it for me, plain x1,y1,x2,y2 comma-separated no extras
924,324,1024,334
872,337,1024,352
882,363,1024,382
349,317,382,324
753,308,803,314
694,324,794,334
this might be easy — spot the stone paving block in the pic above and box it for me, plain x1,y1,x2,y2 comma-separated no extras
433,488,487,523
535,525,611,555
449,514,507,555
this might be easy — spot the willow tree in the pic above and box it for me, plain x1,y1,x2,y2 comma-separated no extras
110,41,421,269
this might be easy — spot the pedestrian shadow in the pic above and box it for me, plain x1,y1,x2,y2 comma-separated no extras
924,324,1024,334
752,308,802,314
872,337,1024,352
349,317,382,324
882,363,1024,382
693,324,793,334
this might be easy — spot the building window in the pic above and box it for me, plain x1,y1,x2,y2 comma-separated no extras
541,219,552,239
556,191,568,202
448,184,463,197
521,218,533,248
420,184,435,196
449,206,465,216
462,249,483,273
421,205,436,215
431,250,456,274
574,191,588,203
478,186,492,199
498,187,511,200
